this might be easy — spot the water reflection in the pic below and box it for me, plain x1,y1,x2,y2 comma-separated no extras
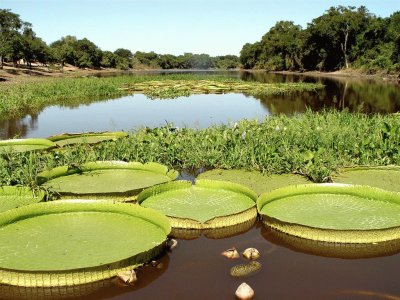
261,227,400,259
241,72,400,114
1,71,399,139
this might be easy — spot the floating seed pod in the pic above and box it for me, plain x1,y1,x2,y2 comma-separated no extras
242,248,260,260
166,238,178,250
221,247,240,259
235,282,255,300
117,269,137,285
230,261,262,278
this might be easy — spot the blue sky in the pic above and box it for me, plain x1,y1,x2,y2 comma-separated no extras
1,0,398,56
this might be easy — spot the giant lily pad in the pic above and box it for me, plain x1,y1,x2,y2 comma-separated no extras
0,200,170,287
138,179,258,229
262,227,400,259
0,138,56,153
333,166,400,193
0,186,44,213
198,169,310,195
48,131,128,147
258,184,400,243
37,161,178,199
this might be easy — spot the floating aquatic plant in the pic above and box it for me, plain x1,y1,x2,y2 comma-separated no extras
333,166,400,193
0,186,44,213
198,169,310,195
0,200,171,287
48,131,128,147
258,183,400,243
37,161,178,199
0,138,56,153
138,179,258,229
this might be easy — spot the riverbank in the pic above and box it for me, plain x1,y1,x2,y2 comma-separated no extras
1,111,399,187
269,69,400,82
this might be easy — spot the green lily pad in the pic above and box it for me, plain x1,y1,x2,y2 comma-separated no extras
258,183,400,243
138,179,258,229
37,161,178,199
333,166,400,193
263,227,400,259
0,139,56,153
197,169,310,195
48,131,128,147
0,186,44,213
0,200,170,287
170,218,256,240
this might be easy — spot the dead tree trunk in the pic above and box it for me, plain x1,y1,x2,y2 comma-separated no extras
341,24,350,69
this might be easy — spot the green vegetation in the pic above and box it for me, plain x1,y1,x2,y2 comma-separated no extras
37,161,178,198
48,131,128,147
0,200,170,287
198,170,310,195
333,166,400,192
240,6,400,73
258,184,400,243
0,74,321,118
0,138,56,152
1,111,399,187
138,179,257,229
0,186,44,212
123,79,322,99
0,9,239,70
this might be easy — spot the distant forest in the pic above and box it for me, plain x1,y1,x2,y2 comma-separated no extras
240,6,400,73
0,6,399,73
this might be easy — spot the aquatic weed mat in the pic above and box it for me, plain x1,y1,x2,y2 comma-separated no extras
257,184,400,243
48,131,128,147
37,161,178,198
138,179,258,229
333,166,400,193
0,200,170,287
0,139,56,153
0,186,44,213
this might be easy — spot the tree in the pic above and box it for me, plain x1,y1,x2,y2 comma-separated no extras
0,9,23,68
114,48,133,69
214,55,239,69
101,51,117,68
239,42,262,69
304,6,372,70
259,21,304,71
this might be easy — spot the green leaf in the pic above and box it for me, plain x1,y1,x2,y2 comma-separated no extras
37,161,178,198
0,139,56,153
0,200,170,287
258,183,400,243
138,179,257,229
197,169,310,195
0,186,44,213
333,166,400,193
48,131,128,147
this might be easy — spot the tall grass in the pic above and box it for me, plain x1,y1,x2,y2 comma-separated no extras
1,110,399,187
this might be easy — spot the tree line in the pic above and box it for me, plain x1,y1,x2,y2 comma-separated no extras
0,9,239,70
240,6,400,73
1,6,399,73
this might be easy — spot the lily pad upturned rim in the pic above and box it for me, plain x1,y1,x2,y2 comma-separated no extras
263,226,400,259
0,186,45,213
36,161,179,185
0,138,56,152
0,200,171,287
47,131,128,146
258,183,400,243
138,179,258,229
